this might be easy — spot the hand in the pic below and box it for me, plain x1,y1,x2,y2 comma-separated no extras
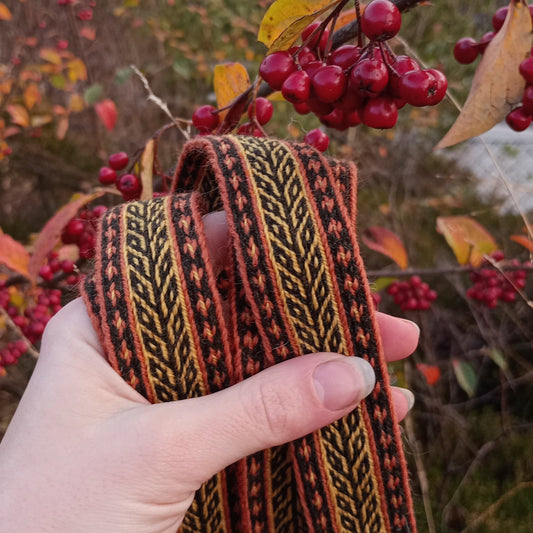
0,212,419,533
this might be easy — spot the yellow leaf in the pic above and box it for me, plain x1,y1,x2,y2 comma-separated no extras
67,59,88,82
0,2,12,20
0,231,30,277
267,91,286,101
213,63,250,118
436,216,498,267
24,83,42,110
0,79,13,94
6,104,29,127
436,0,533,150
39,48,62,66
68,93,85,112
362,227,409,269
31,115,53,128
139,139,154,201
258,0,342,52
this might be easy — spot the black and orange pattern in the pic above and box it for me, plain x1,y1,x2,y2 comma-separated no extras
81,136,417,533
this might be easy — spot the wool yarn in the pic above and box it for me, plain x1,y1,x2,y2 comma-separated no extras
82,136,416,533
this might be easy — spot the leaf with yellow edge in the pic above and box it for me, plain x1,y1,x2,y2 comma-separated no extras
258,0,342,52
436,216,498,267
436,0,533,150
6,105,29,128
0,2,12,20
213,63,250,119
24,83,42,110
39,48,62,66
510,234,533,252
0,230,30,277
67,58,88,82
28,192,105,283
362,226,409,269
140,139,154,201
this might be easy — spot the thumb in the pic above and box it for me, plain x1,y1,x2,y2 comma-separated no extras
144,352,376,486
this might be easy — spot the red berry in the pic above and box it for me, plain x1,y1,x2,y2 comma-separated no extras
248,97,273,125
92,205,108,218
506,108,532,131
192,105,219,133
293,101,311,114
479,32,495,54
61,260,75,274
39,264,54,281
301,22,330,53
281,70,311,104
312,65,347,103
399,69,435,107
328,45,362,70
362,97,398,129
522,85,533,115
117,174,142,201
492,6,508,32
425,69,447,106
259,52,297,90
519,57,533,84
307,96,334,116
62,219,85,244
291,46,316,68
360,0,402,42
345,109,362,127
388,55,420,96
108,152,129,171
304,128,330,151
98,166,117,185
303,60,325,79
335,90,365,113
319,108,346,130
350,57,389,97
453,38,479,64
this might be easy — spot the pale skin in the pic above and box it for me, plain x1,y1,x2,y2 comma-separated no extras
0,212,419,533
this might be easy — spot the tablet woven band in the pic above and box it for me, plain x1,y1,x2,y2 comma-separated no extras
81,135,417,533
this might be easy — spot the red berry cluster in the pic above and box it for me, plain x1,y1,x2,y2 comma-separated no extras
0,281,62,345
98,152,142,201
38,250,79,286
0,340,27,377
466,251,528,308
453,6,533,132
387,276,438,311
192,97,274,137
258,0,446,140
60,205,107,260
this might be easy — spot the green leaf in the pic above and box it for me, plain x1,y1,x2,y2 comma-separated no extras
115,67,132,85
84,84,103,105
372,277,397,292
452,359,477,398
51,74,66,90
482,347,508,371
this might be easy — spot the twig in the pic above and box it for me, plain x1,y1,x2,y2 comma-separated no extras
461,481,533,532
130,65,191,140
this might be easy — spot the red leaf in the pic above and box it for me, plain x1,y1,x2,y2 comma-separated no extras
362,226,408,269
28,192,104,283
0,230,30,277
95,99,117,131
510,234,533,252
416,363,441,386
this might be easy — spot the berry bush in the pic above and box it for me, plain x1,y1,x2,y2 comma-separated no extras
1,1,533,531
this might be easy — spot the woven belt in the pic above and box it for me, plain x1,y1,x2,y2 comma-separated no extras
81,136,416,533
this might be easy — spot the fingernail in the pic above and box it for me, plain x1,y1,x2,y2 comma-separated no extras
401,318,420,337
399,387,415,410
313,357,376,411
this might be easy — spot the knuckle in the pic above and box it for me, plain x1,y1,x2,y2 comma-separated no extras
244,380,290,440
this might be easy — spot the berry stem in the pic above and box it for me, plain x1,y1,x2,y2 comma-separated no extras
354,0,363,48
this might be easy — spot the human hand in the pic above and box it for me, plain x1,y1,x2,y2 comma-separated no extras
0,212,419,533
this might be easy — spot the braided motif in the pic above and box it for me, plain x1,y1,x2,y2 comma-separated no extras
82,136,417,533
